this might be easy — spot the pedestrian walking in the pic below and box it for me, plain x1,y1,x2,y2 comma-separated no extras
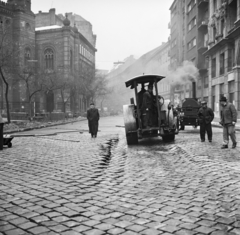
87,102,100,138
197,100,214,142
219,96,237,149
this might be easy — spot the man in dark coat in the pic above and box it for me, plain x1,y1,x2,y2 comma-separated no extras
219,96,237,149
138,83,146,109
197,100,214,142
141,83,154,128
87,102,100,138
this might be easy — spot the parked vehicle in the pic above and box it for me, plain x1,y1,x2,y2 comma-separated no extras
179,98,201,130
123,74,179,145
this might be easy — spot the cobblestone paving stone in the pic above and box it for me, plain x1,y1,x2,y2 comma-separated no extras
0,124,240,235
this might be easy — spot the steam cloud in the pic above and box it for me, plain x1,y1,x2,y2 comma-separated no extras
169,61,199,85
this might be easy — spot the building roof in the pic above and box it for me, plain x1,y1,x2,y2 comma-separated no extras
35,25,62,31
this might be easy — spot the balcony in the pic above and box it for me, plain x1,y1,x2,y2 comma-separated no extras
204,37,230,56
198,0,209,8
197,59,208,74
198,20,208,31
198,42,208,54
227,19,240,39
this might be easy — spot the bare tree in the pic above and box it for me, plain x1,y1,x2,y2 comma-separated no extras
78,62,112,107
93,73,113,111
0,20,15,123
16,64,44,118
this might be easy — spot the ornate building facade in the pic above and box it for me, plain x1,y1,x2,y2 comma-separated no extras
0,0,97,118
205,0,240,117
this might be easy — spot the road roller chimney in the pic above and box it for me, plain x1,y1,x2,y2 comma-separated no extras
192,81,196,99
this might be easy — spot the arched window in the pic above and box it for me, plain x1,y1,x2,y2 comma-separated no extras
24,48,31,66
25,22,31,31
44,48,54,70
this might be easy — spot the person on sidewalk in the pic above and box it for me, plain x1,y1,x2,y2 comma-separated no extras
219,96,237,149
197,100,214,142
87,102,100,138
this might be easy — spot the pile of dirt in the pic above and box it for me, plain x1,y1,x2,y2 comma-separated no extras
3,121,45,132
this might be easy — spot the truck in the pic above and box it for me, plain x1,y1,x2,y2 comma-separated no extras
178,98,201,130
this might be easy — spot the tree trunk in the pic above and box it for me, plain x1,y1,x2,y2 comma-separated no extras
28,100,32,120
0,67,11,123
27,89,32,120
62,102,66,113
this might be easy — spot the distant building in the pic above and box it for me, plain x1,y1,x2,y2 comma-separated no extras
0,0,97,118
143,42,171,100
103,43,171,111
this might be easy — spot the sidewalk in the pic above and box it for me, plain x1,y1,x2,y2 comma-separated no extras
212,116,240,131
2,117,86,134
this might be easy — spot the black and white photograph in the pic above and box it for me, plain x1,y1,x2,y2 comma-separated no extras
1,0,240,234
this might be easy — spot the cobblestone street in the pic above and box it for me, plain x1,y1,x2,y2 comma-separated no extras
1,116,240,235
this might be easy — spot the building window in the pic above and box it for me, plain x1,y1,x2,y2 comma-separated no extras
221,19,225,36
25,22,31,31
228,80,235,104
212,86,215,111
204,33,208,47
44,48,54,70
213,26,217,41
220,52,225,75
193,38,196,47
220,83,224,96
228,48,233,72
211,58,216,78
188,3,192,13
193,17,196,26
204,75,208,88
229,92,234,104
5,19,10,26
188,23,192,31
24,48,31,66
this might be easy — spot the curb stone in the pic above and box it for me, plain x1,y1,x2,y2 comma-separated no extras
3,118,87,135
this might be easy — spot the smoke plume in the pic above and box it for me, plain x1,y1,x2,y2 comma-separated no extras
169,61,199,85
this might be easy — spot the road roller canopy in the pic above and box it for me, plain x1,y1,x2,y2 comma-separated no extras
125,74,165,89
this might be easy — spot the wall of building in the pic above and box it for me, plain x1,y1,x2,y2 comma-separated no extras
203,0,240,117
35,9,63,28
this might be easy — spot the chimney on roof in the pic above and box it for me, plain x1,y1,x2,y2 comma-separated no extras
49,8,56,25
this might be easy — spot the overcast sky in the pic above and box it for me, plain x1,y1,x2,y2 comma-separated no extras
8,0,172,70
